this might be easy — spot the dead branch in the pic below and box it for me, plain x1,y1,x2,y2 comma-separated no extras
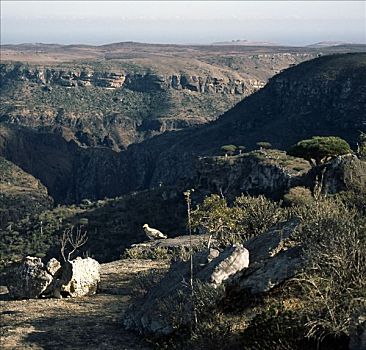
60,226,88,262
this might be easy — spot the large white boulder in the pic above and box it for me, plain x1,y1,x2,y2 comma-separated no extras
57,257,101,297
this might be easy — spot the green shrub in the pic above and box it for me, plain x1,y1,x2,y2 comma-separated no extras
233,194,285,241
336,190,366,214
191,194,234,245
191,194,285,245
357,132,366,160
239,304,309,350
294,199,366,341
283,186,314,206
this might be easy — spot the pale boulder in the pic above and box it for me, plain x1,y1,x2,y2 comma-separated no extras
57,257,101,297
7,256,53,299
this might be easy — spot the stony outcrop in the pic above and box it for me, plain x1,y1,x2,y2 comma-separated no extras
124,234,211,259
7,256,53,299
124,245,249,335
6,256,100,299
235,220,303,294
169,74,264,95
318,154,366,194
46,258,62,276
0,64,264,95
210,245,249,286
196,152,308,200
124,219,303,335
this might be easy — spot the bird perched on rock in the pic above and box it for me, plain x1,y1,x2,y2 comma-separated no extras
143,224,167,240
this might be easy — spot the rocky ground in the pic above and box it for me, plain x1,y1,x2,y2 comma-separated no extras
0,259,169,350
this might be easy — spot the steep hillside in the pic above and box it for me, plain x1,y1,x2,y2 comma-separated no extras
120,53,366,190
0,157,53,227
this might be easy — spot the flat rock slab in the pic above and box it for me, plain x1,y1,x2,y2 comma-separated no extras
126,234,212,259
0,259,168,350
134,234,211,249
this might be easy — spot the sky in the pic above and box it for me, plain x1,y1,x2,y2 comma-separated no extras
1,1,365,46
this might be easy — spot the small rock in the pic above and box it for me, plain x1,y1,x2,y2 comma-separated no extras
46,258,61,276
210,245,249,286
207,248,220,263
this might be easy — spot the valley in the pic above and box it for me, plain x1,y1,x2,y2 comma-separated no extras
1,42,363,151
1,48,365,204
1,42,366,350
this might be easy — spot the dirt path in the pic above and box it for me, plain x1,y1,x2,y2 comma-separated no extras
0,259,169,350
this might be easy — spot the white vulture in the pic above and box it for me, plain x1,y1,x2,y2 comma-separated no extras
143,224,167,240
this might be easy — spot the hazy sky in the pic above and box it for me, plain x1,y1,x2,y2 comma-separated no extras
1,1,365,46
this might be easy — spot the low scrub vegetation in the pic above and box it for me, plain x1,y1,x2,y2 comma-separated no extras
149,190,366,349
191,194,286,245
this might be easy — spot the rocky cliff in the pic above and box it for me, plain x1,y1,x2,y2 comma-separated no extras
0,62,266,151
195,151,310,200
0,64,265,93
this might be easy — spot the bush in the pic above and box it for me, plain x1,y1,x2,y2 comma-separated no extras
233,194,285,241
283,187,314,206
191,194,234,244
294,199,366,341
239,304,310,350
336,190,366,214
357,131,366,160
191,194,285,245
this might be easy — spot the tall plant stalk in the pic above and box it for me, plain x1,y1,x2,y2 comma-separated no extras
184,189,197,327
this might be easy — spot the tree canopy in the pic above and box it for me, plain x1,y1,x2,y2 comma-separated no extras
221,144,237,156
287,136,352,166
256,142,272,150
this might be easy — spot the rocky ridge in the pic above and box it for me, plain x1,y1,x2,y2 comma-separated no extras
0,64,265,94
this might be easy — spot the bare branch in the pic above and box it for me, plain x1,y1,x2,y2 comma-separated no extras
60,228,69,263
60,225,88,262
67,226,88,261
